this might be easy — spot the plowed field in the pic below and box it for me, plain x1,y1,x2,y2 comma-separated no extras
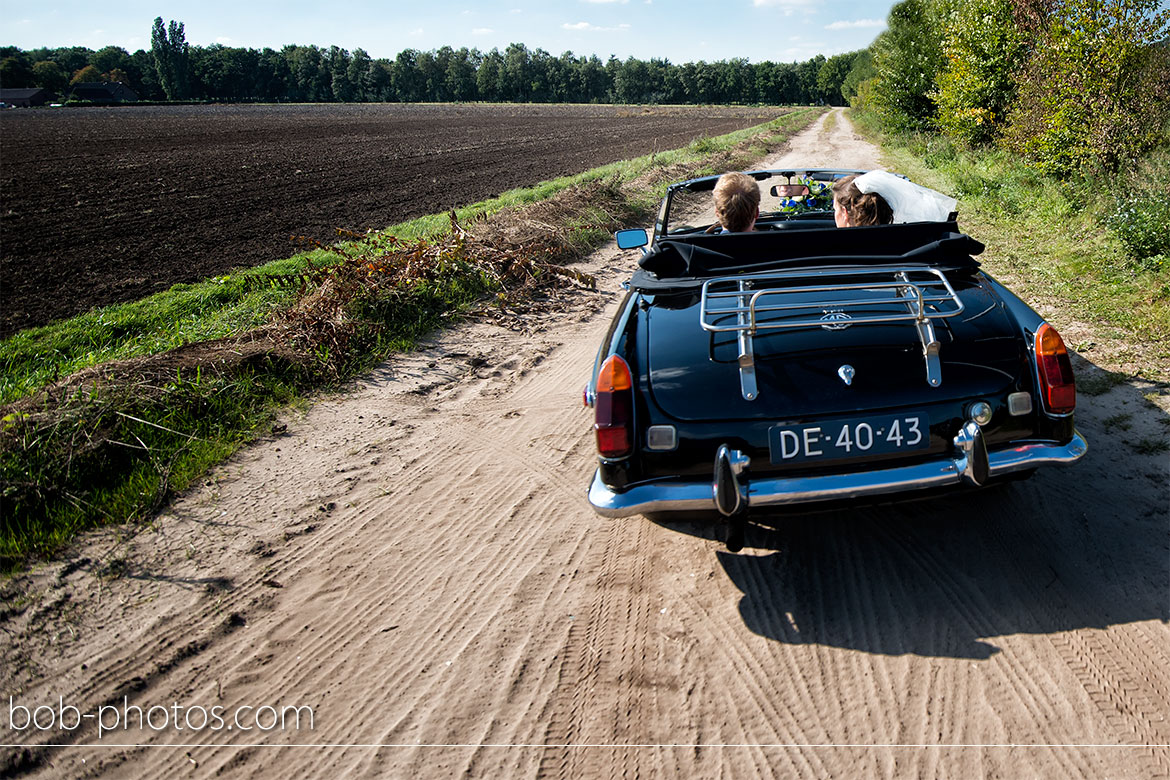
0,103,787,336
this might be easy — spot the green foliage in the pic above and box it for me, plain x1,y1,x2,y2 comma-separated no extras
862,113,1170,362
870,0,952,132
850,76,879,112
840,50,876,104
1000,0,1170,176
0,365,302,564
1108,200,1170,270
0,273,302,404
91,46,133,78
150,17,190,100
933,0,1025,145
1106,149,1170,269
7,31,845,106
69,64,102,84
0,56,34,88
31,60,67,92
817,52,862,107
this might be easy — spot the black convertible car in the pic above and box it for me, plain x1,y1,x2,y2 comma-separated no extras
584,169,1087,549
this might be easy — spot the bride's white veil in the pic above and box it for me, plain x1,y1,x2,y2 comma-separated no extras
853,170,957,223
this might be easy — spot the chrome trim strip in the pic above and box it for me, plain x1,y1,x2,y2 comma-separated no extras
588,431,1087,518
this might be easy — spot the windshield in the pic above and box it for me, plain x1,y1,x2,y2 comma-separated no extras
662,170,859,235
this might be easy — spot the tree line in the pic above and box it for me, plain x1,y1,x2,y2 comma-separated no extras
0,17,866,107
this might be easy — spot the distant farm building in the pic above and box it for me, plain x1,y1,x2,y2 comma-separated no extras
67,82,139,103
0,88,58,107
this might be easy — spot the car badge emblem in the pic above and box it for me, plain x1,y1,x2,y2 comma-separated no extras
820,310,852,331
838,365,855,386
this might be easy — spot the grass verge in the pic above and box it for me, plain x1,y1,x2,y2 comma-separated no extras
850,110,1170,375
0,107,822,566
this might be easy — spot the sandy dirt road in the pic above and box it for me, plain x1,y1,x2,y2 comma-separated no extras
3,111,1168,779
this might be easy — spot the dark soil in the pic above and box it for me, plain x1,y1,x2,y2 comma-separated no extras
0,103,786,336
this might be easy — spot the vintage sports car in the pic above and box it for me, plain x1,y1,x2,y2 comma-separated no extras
584,169,1087,550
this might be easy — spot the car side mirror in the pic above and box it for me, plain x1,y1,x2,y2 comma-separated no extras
770,184,811,198
614,229,648,250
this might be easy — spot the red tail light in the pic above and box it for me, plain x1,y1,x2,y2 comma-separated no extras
1035,323,1076,414
595,355,634,458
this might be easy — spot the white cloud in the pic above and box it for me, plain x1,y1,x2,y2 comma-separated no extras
562,21,631,31
825,18,886,30
510,8,522,13
471,27,494,35
408,28,424,37
582,0,629,4
215,36,235,44
753,0,815,14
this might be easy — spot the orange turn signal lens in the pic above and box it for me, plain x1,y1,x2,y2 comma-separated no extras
1035,323,1076,414
597,354,632,393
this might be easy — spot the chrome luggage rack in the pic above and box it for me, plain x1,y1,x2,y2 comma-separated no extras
699,264,965,400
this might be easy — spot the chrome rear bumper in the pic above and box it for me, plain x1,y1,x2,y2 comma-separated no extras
587,431,1087,518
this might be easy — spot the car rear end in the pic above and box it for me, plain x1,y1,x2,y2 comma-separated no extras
587,262,1085,521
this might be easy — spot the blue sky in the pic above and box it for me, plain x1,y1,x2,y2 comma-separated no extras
1,1,894,63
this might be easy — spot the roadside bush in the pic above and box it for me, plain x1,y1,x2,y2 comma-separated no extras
1108,195,1170,265
1001,0,1170,176
1107,197,1170,271
849,76,878,112
1104,147,1170,269
933,0,1024,146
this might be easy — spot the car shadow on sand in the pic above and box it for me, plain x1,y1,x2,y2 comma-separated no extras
654,362,1169,660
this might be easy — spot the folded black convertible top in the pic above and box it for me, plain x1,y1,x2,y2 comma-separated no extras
632,221,984,292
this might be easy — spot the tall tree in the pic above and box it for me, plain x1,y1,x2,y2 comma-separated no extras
816,52,858,107
0,57,35,88
150,17,190,99
70,64,102,85
476,48,503,101
932,0,1025,145
91,46,132,78
870,0,950,130
348,48,374,102
840,49,875,105
445,48,478,101
32,60,68,92
392,49,424,102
